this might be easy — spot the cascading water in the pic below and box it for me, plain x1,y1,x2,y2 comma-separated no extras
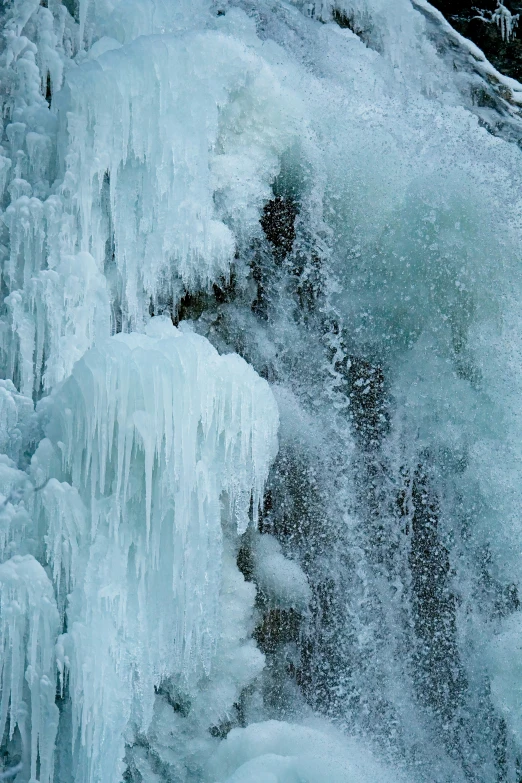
1,0,522,781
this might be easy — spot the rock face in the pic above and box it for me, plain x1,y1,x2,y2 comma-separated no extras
431,0,522,80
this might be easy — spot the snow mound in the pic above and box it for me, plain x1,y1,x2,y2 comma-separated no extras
209,719,410,783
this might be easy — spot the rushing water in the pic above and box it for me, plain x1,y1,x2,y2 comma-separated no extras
1,1,522,781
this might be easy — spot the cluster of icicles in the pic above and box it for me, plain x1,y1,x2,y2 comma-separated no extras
0,1,285,780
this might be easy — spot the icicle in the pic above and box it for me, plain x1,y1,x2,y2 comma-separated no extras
0,555,59,783
52,25,302,327
0,380,33,464
493,1,519,41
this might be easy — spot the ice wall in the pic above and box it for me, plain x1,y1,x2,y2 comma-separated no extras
2,0,522,781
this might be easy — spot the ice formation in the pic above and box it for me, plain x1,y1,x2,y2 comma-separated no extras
0,556,59,783
208,720,411,783
2,0,522,781
474,1,520,43
29,318,278,783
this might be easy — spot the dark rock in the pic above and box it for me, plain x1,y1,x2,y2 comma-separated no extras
430,0,522,80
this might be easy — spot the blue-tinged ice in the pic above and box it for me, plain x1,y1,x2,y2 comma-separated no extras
32,317,278,783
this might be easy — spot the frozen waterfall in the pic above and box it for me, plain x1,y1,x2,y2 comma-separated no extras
1,0,522,781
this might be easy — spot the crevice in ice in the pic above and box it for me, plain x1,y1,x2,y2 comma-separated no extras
347,357,389,451
252,193,299,320
44,71,51,105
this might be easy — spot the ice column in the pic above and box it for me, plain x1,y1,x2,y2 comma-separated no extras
0,555,60,783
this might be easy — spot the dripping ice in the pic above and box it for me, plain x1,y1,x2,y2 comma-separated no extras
1,0,522,781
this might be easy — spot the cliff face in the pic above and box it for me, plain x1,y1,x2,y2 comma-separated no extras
431,0,522,79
